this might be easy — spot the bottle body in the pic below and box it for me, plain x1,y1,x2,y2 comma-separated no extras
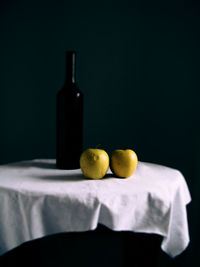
56,52,83,169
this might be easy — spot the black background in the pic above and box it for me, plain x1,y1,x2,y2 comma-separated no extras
0,1,199,266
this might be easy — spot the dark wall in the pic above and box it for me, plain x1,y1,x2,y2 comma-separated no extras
0,1,199,170
0,1,199,266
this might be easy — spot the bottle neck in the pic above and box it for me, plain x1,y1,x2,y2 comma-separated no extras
65,51,76,85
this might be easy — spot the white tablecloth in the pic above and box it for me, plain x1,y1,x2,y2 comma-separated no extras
0,159,191,257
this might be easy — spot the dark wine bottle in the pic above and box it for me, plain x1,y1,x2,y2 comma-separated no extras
56,51,83,169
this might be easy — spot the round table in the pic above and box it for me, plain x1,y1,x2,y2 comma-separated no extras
0,159,191,258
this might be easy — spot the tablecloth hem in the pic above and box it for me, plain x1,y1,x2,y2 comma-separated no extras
161,240,190,258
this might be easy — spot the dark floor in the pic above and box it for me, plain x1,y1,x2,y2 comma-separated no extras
0,224,162,267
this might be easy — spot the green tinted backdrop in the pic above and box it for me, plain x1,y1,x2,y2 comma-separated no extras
0,1,200,265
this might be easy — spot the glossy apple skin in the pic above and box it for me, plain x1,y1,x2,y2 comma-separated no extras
110,149,138,178
80,149,109,179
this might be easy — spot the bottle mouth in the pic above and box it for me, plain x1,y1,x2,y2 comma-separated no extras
66,51,76,55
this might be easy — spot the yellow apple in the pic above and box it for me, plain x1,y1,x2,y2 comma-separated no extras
110,149,138,178
80,148,109,179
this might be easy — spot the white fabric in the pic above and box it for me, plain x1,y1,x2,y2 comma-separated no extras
0,159,191,257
